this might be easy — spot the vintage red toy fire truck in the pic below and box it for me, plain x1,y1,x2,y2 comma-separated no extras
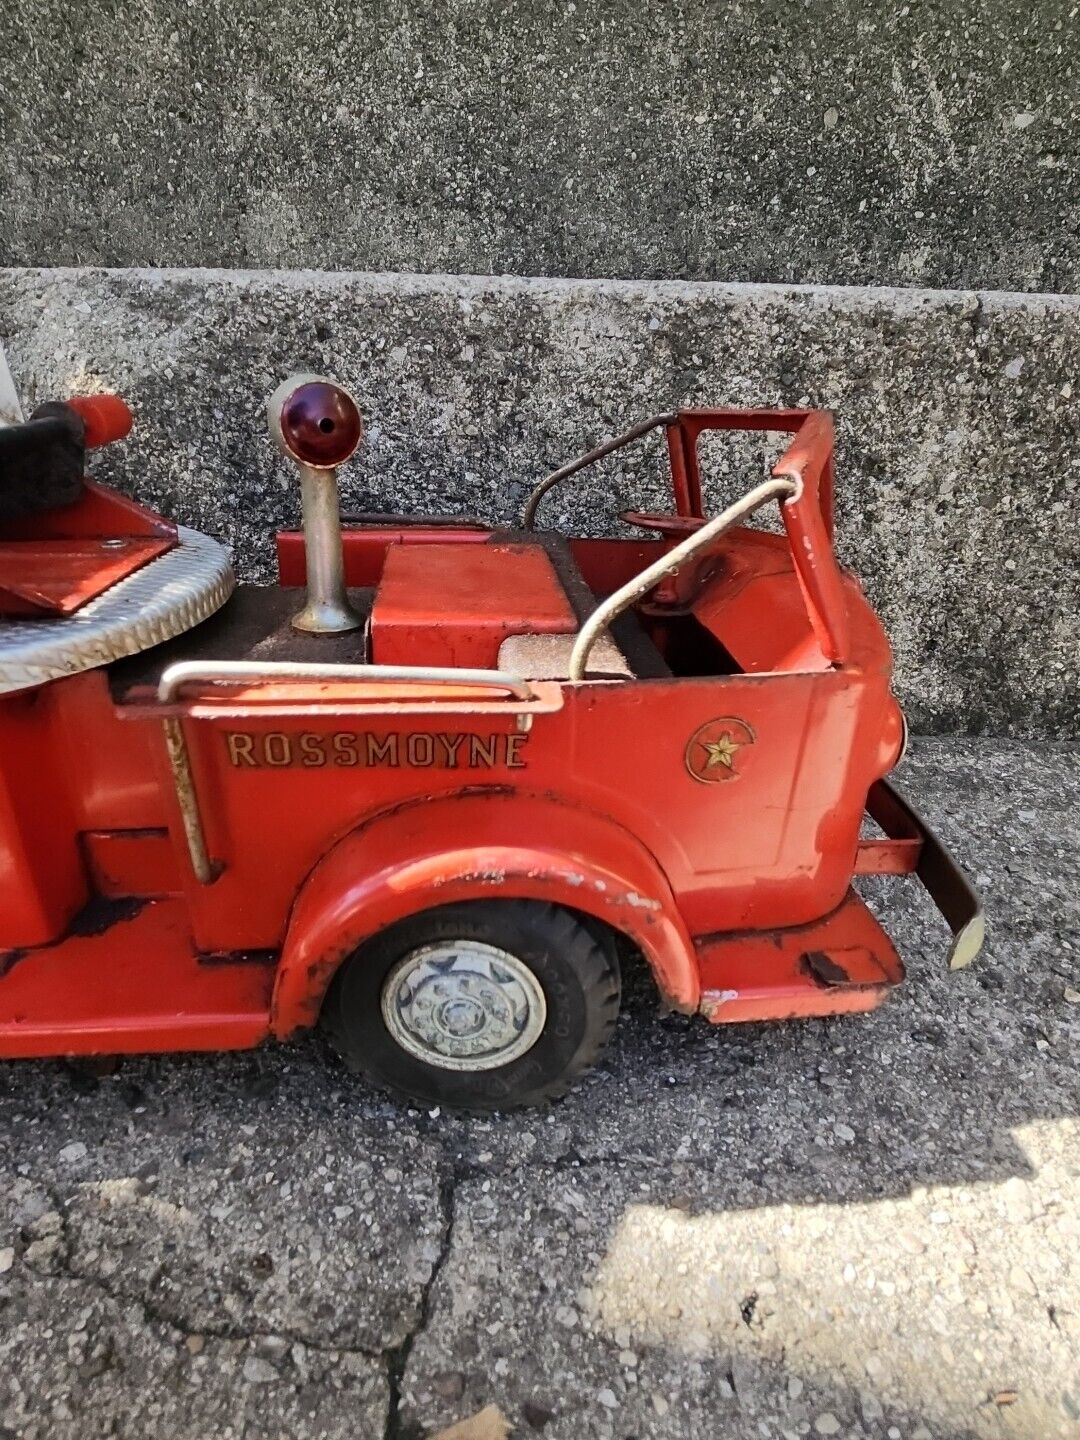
0,368,983,1108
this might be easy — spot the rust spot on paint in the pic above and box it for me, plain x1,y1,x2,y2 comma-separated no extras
801,950,851,986
197,948,277,968
0,948,29,979
67,896,147,939
0,898,149,980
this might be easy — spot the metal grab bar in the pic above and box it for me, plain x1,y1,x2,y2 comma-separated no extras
568,476,798,682
157,661,539,885
157,660,537,706
522,413,676,530
160,716,219,885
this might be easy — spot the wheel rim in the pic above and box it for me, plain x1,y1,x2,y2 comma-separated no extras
380,941,548,1072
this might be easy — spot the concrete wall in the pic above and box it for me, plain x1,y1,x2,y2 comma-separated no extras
0,267,1075,738
1,1,1076,291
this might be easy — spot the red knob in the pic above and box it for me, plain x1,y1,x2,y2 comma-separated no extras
65,394,133,448
273,378,363,468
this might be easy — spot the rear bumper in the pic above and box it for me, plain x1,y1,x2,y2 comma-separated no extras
857,779,985,971
697,888,904,1024
697,778,984,1024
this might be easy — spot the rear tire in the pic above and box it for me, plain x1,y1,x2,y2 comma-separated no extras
321,900,621,1111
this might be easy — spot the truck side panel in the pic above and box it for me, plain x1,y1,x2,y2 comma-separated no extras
135,668,897,955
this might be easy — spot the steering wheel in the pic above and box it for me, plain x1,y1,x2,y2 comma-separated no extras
617,510,729,609
618,510,706,538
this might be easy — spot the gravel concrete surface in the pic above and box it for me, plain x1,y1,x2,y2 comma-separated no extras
2,0,1076,293
0,736,1077,1439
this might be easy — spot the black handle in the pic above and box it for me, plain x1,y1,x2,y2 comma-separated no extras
0,403,86,523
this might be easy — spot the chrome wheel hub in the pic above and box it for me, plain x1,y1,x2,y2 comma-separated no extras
381,941,547,1071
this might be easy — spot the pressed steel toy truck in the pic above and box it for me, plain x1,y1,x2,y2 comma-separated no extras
0,371,983,1109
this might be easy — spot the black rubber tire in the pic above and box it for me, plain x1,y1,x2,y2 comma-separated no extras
321,900,621,1111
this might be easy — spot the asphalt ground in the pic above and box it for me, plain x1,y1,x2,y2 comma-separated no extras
0,736,1077,1439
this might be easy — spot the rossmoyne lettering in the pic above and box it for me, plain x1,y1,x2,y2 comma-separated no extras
225,730,528,770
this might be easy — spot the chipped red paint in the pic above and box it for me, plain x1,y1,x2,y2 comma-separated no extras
271,792,698,1037
0,402,982,1059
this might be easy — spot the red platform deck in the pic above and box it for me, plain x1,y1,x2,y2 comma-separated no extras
696,889,905,1023
0,899,273,1058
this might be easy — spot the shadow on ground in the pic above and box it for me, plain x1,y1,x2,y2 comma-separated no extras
0,739,1076,1438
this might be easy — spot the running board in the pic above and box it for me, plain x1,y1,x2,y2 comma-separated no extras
0,899,273,1058
696,889,904,1024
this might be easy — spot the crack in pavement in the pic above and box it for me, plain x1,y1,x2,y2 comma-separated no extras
384,1163,458,1440
17,1166,462,1439
374,1149,677,1437
17,1179,390,1366
12,1148,617,1397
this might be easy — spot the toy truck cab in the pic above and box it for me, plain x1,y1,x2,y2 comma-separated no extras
0,373,983,1109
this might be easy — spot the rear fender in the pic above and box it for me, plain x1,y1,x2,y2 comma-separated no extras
271,791,698,1037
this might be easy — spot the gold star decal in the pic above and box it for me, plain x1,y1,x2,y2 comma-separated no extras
701,732,741,770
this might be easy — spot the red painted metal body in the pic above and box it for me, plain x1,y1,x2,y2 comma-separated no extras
0,405,980,1060
370,542,578,667
0,394,164,619
0,482,176,617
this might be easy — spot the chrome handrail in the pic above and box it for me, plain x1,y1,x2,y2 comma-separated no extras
157,660,537,706
157,661,539,884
